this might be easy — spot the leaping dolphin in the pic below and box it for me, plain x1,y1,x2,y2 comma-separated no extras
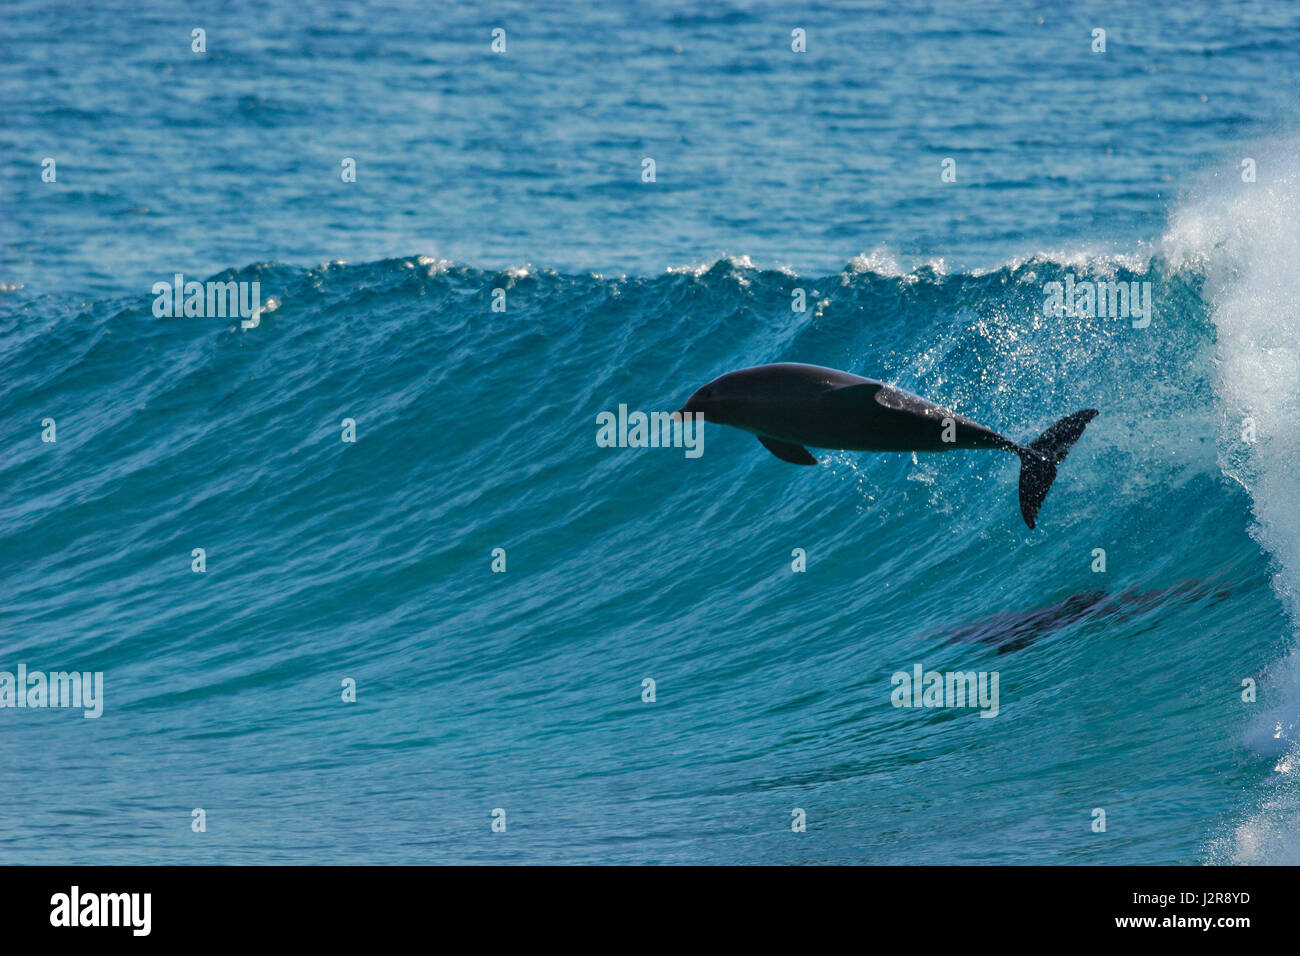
675,363,1097,529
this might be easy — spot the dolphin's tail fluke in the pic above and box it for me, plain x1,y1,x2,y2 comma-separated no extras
1015,409,1098,529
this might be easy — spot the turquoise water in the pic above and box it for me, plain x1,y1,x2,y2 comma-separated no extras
1,1,1297,864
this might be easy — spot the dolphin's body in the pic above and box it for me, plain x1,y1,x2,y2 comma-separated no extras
676,363,1097,528
934,580,1235,654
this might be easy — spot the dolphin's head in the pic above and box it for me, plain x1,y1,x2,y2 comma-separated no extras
675,372,743,425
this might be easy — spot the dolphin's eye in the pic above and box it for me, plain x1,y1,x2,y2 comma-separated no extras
703,388,714,398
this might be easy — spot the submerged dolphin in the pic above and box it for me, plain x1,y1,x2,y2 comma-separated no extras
675,363,1097,528
934,580,1236,653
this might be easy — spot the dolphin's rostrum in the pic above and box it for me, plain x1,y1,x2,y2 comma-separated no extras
676,363,1097,529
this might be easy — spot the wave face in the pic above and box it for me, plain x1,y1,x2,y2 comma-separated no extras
2,163,1296,863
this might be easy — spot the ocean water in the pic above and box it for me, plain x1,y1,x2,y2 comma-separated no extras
1,0,1298,865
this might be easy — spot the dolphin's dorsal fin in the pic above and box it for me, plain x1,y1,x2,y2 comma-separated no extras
823,381,887,408
757,435,817,465
826,381,930,416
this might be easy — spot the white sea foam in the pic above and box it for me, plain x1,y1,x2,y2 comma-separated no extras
1172,137,1300,865
666,254,758,277
843,246,947,281
414,255,454,275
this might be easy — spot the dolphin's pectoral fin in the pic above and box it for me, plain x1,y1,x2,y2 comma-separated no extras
758,436,817,465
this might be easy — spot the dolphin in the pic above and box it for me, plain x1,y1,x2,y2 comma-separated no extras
675,363,1097,528
933,580,1236,653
